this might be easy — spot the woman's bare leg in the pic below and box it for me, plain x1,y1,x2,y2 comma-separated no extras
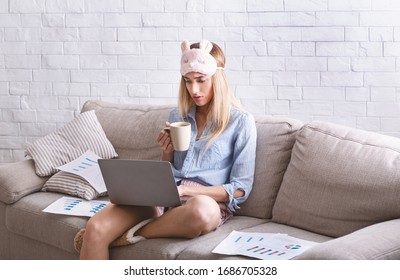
136,195,221,239
80,195,221,259
80,203,158,260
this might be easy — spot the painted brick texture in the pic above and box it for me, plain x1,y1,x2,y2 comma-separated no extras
1,0,400,162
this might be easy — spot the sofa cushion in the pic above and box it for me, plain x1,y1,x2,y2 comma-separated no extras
272,121,400,237
42,171,106,200
5,191,266,259
25,110,117,177
296,219,400,260
81,100,174,160
0,202,9,258
235,116,303,219
0,159,48,204
177,221,331,260
110,216,268,260
5,192,89,254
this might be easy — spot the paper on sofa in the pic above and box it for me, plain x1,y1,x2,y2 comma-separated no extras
212,230,318,260
57,150,106,193
43,196,110,217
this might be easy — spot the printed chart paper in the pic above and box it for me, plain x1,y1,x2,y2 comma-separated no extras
57,150,106,193
212,230,318,260
43,196,109,217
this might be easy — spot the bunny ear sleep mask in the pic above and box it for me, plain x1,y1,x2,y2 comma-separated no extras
180,40,223,76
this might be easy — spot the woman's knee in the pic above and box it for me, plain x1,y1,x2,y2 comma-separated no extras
84,217,112,245
185,195,220,233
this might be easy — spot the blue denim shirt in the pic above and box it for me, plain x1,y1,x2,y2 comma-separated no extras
169,106,257,212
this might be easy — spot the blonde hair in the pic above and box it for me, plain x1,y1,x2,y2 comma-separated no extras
178,42,242,147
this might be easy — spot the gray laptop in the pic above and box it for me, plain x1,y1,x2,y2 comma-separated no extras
98,159,181,207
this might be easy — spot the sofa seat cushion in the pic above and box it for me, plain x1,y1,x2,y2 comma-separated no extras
235,116,303,219
5,191,267,260
177,222,332,260
296,219,400,260
0,202,10,259
5,192,89,254
272,121,400,237
110,216,268,260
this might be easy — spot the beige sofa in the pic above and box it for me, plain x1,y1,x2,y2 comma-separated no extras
1,100,400,260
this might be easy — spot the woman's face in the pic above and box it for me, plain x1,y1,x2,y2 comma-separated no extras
183,72,214,109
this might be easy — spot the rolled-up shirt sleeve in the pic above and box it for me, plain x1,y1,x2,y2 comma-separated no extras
223,112,257,212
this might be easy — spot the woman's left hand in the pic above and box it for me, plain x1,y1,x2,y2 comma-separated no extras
177,185,192,201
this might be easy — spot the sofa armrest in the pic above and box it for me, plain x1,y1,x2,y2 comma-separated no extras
0,160,49,204
296,219,400,260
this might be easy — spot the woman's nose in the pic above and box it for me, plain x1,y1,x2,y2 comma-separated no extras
189,82,199,94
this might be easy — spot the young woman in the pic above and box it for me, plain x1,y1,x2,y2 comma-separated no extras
77,40,257,260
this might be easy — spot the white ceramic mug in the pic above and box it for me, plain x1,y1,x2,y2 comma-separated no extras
165,122,191,151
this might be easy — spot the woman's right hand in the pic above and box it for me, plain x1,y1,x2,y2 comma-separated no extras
157,122,174,161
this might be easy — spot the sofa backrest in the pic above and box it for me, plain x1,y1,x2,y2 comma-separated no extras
82,100,303,220
272,121,400,237
235,115,303,219
81,100,174,160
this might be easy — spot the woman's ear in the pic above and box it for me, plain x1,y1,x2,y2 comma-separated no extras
181,40,190,53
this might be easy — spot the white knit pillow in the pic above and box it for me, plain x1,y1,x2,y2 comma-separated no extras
42,171,106,200
25,110,118,177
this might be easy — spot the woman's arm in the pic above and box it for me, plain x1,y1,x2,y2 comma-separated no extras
222,112,257,211
177,184,244,202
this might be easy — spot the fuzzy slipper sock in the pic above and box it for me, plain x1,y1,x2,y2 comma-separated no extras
74,228,86,253
111,218,154,246
74,218,155,253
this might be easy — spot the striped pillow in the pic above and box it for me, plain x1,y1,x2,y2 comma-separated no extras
25,110,118,177
42,171,106,200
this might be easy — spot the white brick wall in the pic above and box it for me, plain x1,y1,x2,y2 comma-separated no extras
1,0,400,162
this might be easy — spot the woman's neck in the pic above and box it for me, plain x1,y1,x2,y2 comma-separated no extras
196,104,210,115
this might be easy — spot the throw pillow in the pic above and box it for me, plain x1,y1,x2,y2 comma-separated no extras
25,110,118,177
42,171,106,200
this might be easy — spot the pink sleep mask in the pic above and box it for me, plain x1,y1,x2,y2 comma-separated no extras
180,40,221,76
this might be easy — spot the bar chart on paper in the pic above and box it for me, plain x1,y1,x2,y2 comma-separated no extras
57,150,107,193
63,198,82,211
71,157,99,172
43,196,110,217
212,231,318,260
